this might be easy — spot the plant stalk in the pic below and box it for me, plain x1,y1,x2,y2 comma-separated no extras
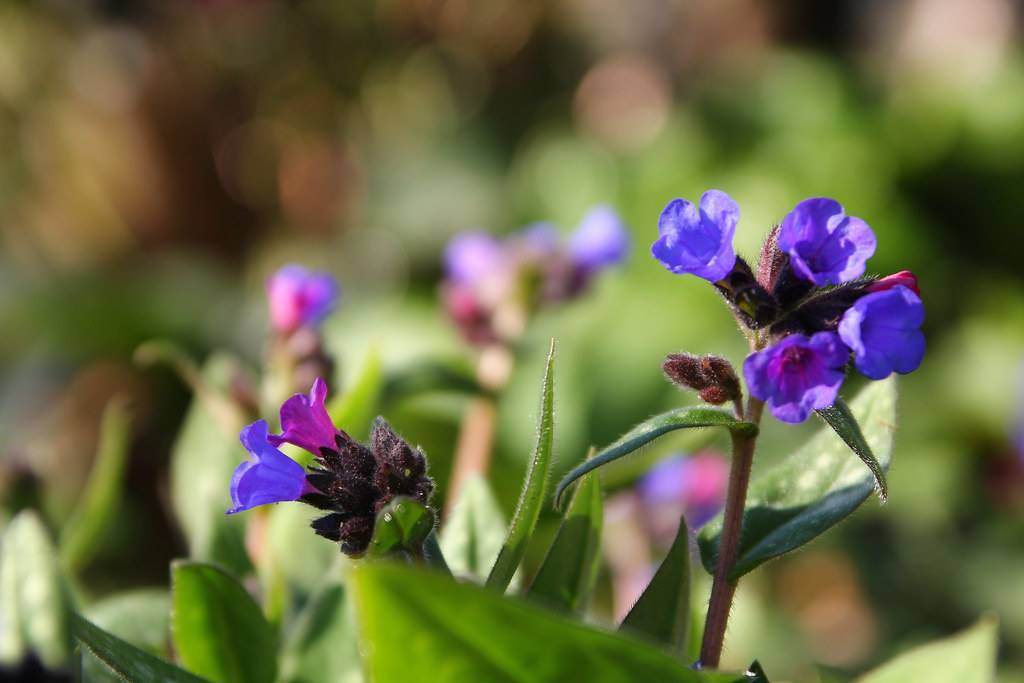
699,395,764,668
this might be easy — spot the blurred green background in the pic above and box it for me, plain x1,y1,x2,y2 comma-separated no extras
1,0,1023,680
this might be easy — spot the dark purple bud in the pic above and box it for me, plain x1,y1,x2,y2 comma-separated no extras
867,270,920,296
311,513,345,542
698,386,731,405
770,280,872,337
338,516,375,556
663,353,708,390
700,355,741,405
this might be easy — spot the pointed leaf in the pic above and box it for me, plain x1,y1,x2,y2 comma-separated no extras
85,589,171,657
817,396,887,502
60,397,133,574
171,561,277,683
700,378,896,580
0,510,72,669
350,562,705,682
485,338,557,592
856,618,997,683
555,408,757,510
620,514,690,654
440,475,508,582
367,497,436,560
73,613,210,683
527,469,603,613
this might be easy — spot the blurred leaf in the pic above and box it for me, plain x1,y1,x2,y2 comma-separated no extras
367,497,436,560
855,617,997,683
329,346,383,440
817,396,887,502
422,532,451,574
699,661,771,682
382,359,487,404
171,561,277,683
0,510,72,669
59,397,132,574
265,503,337,598
486,338,556,592
554,409,758,510
527,469,602,613
82,589,172,683
439,475,508,582
72,613,209,683
620,514,690,654
699,378,896,579
350,561,703,682
168,353,252,577
278,563,360,683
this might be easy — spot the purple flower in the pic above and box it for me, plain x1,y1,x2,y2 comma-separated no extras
639,452,728,528
267,377,340,456
228,420,310,514
777,198,876,286
838,286,925,380
651,189,739,283
267,265,340,334
744,332,850,423
444,232,503,285
570,205,629,271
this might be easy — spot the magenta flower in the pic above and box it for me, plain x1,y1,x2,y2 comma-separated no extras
570,205,629,271
868,270,920,296
838,286,925,380
778,198,876,286
444,232,504,286
744,332,850,423
651,190,739,283
268,377,340,456
266,265,340,334
228,420,310,514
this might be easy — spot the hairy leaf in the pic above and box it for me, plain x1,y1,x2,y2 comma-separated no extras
73,613,209,683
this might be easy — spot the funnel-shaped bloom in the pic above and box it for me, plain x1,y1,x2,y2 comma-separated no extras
228,420,309,514
777,198,876,286
570,205,629,271
651,189,739,283
838,285,925,380
744,331,850,423
268,377,340,456
267,265,340,334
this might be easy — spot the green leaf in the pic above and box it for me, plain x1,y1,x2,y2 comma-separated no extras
167,354,252,577
620,514,690,654
82,589,173,683
0,510,72,668
440,475,509,582
700,377,896,580
856,617,997,683
350,561,704,682
485,338,557,592
329,346,383,440
554,408,758,510
817,396,887,502
527,469,602,613
171,560,277,683
367,497,436,560
72,613,209,683
278,563,360,683
59,398,133,574
382,359,487,404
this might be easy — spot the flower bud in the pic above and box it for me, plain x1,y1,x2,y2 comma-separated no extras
867,270,920,296
663,353,708,390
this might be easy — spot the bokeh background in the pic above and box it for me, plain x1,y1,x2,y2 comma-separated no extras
2,0,1023,680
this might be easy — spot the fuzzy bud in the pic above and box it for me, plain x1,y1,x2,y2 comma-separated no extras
663,353,708,390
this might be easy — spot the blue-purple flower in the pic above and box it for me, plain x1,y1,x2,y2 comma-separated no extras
268,377,340,455
444,232,504,286
777,198,876,286
570,205,629,271
744,332,850,423
838,285,925,380
651,189,739,283
228,420,310,514
639,452,728,529
267,265,340,334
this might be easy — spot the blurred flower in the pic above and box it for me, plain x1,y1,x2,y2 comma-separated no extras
838,286,925,380
744,332,849,423
228,420,310,514
651,189,739,283
569,204,630,271
778,198,876,286
444,232,505,286
867,270,920,296
266,265,340,335
639,452,729,529
268,377,339,455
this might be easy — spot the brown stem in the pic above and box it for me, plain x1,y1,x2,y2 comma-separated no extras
699,395,764,668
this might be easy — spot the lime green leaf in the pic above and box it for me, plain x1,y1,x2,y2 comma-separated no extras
59,398,132,574
440,475,508,582
620,514,690,654
817,396,887,502
367,497,436,560
700,378,896,580
527,469,602,613
0,510,72,669
73,613,209,683
171,561,277,683
856,617,997,683
351,562,703,682
82,589,172,683
329,346,383,440
555,409,757,510
485,338,557,592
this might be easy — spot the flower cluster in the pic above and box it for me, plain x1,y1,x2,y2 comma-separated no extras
654,191,925,423
228,378,433,555
443,205,629,344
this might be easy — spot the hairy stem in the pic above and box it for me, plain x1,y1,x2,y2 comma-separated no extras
699,395,764,668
